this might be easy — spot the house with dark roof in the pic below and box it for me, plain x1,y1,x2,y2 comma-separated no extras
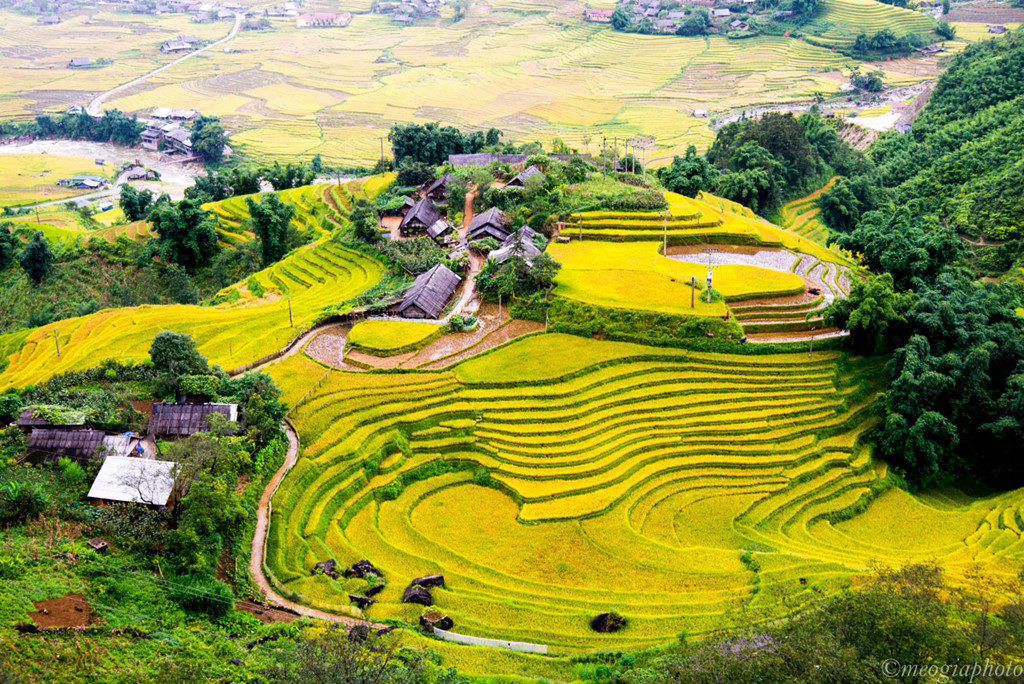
468,207,510,242
148,402,238,437
506,165,545,188
164,128,193,154
27,429,104,464
396,264,461,319
448,153,529,167
423,173,452,202
18,408,86,431
383,196,416,217
399,199,443,236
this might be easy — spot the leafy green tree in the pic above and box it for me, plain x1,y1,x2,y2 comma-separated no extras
149,198,220,269
936,21,955,40
824,274,915,354
165,475,246,575
658,146,719,197
676,10,711,35
119,184,155,222
0,221,15,269
149,331,209,377
350,198,380,243
17,231,53,285
611,6,631,29
246,193,296,266
189,116,227,164
817,176,863,233
264,161,315,191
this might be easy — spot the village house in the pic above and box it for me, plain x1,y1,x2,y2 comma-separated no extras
426,218,455,244
17,408,85,432
506,165,545,188
399,198,443,236
987,25,1007,34
27,429,139,466
121,164,158,181
713,8,731,18
161,39,194,52
468,207,510,242
163,127,194,155
68,58,94,68
584,8,614,22
423,173,452,203
296,12,351,27
148,402,238,438
917,43,945,55
729,18,748,30
488,226,542,265
57,174,108,189
87,456,177,507
396,263,461,319
38,14,61,24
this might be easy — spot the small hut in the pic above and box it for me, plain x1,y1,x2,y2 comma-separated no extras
399,199,442,236
396,264,461,319
505,165,545,188
87,456,177,507
467,207,510,242
423,173,452,203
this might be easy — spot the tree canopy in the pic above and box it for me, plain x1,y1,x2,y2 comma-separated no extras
150,198,220,269
246,193,296,266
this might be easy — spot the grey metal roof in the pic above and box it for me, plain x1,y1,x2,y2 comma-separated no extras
489,226,543,264
149,402,237,436
87,456,176,506
426,219,454,240
400,198,442,231
397,263,461,319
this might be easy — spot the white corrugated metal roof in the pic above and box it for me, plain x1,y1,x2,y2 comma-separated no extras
88,456,176,505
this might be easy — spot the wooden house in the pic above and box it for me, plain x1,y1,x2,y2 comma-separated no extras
399,199,442,236
396,264,461,319
505,165,545,188
148,402,238,438
468,207,510,242
87,456,177,507
426,219,455,244
423,173,452,203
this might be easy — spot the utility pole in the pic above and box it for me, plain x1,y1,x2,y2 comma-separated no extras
691,276,695,309
35,208,40,224
53,330,61,358
602,136,607,176
663,211,668,255
288,297,293,327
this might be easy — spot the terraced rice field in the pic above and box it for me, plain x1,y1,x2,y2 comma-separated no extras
347,320,445,356
263,333,1024,649
0,183,385,390
808,0,937,46
779,179,837,246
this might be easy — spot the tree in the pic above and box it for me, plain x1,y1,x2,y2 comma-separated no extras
189,116,227,164
165,474,245,575
935,21,956,40
149,198,220,269
611,6,630,30
264,161,314,191
823,274,915,355
149,331,209,377
817,176,863,233
451,0,468,20
676,9,711,35
0,221,15,269
350,198,380,243
658,146,719,197
246,193,296,266
119,184,155,221
17,231,53,285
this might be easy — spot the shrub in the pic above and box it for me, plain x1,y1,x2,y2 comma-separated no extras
0,554,26,580
0,480,51,525
168,573,235,617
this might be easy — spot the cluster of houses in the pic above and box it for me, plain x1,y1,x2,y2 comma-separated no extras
123,0,245,20
13,402,238,509
160,34,205,52
611,0,766,33
296,12,351,27
58,174,108,190
140,108,202,155
987,24,1007,34
373,0,444,25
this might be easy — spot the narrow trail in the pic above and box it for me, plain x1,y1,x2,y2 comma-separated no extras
87,13,243,116
248,421,384,628
449,189,482,318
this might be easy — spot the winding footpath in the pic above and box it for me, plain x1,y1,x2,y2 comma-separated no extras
86,12,243,116
248,421,383,627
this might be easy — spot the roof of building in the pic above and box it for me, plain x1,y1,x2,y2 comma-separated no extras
424,172,452,197
448,153,529,167
28,429,104,463
397,263,461,319
87,456,177,506
468,207,509,240
489,226,543,264
400,198,442,230
18,408,86,429
149,402,237,436
506,165,545,187
162,40,194,51
426,219,454,240
68,57,93,67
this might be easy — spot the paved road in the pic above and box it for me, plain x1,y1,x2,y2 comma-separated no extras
86,12,243,116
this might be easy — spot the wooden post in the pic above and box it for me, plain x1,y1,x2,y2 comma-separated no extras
35,208,40,224
545,310,549,332
691,276,695,309
288,297,293,327
663,212,667,255
53,330,61,358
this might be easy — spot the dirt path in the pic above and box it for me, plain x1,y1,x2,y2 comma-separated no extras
248,422,383,627
449,190,482,318
87,13,243,117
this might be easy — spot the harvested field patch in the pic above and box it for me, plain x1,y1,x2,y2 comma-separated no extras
27,594,98,630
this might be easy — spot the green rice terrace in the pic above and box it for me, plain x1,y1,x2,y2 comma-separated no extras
262,334,1024,651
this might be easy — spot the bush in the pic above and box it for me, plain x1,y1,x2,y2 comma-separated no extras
0,554,26,580
168,573,235,617
0,394,21,422
0,480,51,525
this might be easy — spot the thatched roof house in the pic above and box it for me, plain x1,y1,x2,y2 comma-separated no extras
18,408,86,431
468,207,510,242
399,199,442,236
27,429,104,464
423,173,452,202
396,264,461,319
148,402,237,437
506,165,545,188
87,456,177,506
489,226,543,265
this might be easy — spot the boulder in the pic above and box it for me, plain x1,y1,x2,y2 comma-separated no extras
313,559,339,579
590,612,627,633
411,574,445,589
419,609,454,631
402,585,433,606
365,583,386,597
348,594,376,610
344,559,383,579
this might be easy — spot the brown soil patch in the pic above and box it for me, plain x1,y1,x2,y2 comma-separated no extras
421,318,544,370
346,348,418,369
306,324,350,368
946,3,1024,22
236,600,300,623
131,400,153,415
28,594,98,630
